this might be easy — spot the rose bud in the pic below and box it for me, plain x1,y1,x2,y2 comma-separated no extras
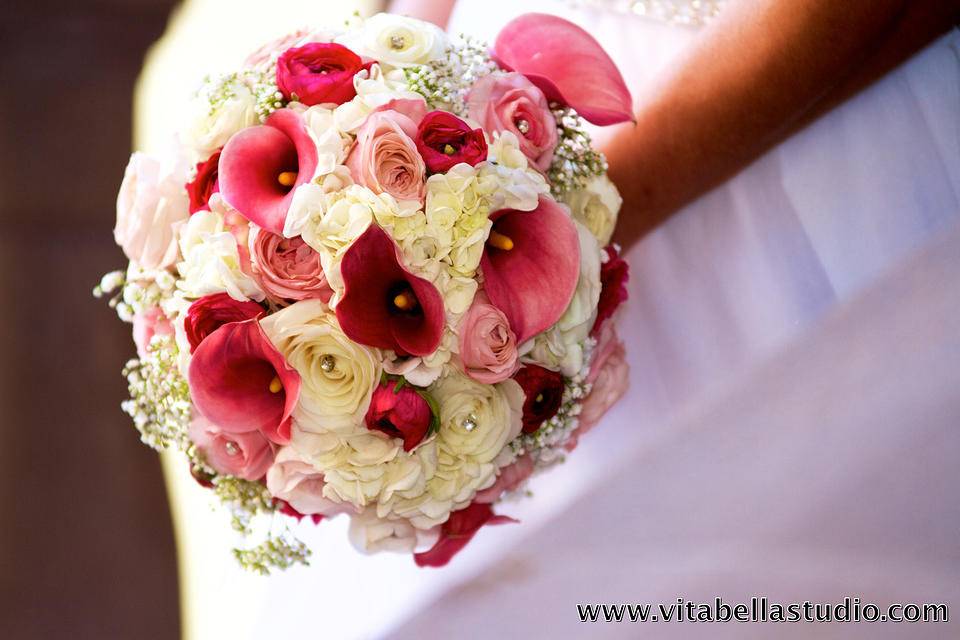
415,111,488,174
183,292,265,353
365,379,435,451
592,245,629,335
512,364,565,434
185,148,221,214
276,42,369,106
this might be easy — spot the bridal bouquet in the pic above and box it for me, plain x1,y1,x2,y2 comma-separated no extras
97,12,632,571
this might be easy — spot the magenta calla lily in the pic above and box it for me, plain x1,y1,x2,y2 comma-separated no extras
188,318,301,445
218,108,318,234
493,13,634,126
480,197,580,344
335,225,444,356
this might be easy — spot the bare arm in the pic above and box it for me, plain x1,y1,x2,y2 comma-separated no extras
607,0,960,247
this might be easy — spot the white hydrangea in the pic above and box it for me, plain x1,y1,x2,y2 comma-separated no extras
176,209,264,302
333,64,423,133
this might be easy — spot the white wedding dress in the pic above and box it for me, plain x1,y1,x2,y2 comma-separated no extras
138,2,960,638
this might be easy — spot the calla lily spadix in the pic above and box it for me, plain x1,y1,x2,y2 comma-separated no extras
218,108,319,235
493,13,635,126
480,197,581,344
188,318,301,445
335,225,445,357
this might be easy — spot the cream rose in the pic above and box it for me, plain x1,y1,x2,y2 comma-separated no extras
432,373,524,465
340,13,447,69
181,75,258,161
176,209,264,302
563,174,623,246
348,508,439,554
115,152,190,270
260,299,382,433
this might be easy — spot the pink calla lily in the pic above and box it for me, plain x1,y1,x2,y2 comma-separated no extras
218,108,319,234
188,319,301,445
480,197,580,344
493,13,634,126
335,225,444,356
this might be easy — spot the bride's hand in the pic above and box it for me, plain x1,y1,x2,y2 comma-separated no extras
606,0,960,252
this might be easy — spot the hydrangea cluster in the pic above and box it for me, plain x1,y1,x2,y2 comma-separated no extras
100,12,632,571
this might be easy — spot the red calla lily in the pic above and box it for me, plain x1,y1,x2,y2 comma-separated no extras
413,502,516,568
188,319,301,445
493,13,634,126
480,197,580,344
218,108,319,235
335,225,444,356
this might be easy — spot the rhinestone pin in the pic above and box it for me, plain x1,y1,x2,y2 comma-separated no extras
515,118,530,134
320,355,336,373
462,414,479,432
389,35,407,50
225,441,239,456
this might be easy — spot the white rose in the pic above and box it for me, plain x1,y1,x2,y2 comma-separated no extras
348,508,439,554
260,299,382,433
339,13,447,69
283,167,354,238
432,373,523,465
114,152,190,270
181,75,258,161
176,209,264,301
562,174,622,246
334,64,422,133
300,105,350,178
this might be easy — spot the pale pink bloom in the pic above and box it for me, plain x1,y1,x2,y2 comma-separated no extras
345,107,426,202
249,228,332,304
266,448,358,517
458,291,520,384
475,454,534,503
114,152,189,270
467,72,558,172
132,307,174,359
188,416,274,481
566,323,629,451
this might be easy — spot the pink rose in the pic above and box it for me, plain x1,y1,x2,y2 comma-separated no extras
115,152,190,270
346,107,426,202
458,291,520,384
266,448,358,517
565,323,629,451
188,416,274,481
250,229,333,304
475,454,534,503
132,307,174,359
467,72,558,172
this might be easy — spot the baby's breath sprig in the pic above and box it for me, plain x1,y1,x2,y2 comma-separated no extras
404,36,498,115
233,535,311,575
547,106,608,198
212,475,278,534
121,336,192,451
251,71,285,122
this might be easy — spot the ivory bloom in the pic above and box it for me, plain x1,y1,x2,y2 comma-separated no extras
563,174,622,246
181,75,258,160
340,13,447,69
176,209,264,302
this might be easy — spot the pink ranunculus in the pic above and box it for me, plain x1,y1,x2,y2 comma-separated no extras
474,454,534,504
132,307,174,359
365,380,434,452
415,111,488,174
566,323,629,451
467,72,558,172
413,502,516,568
115,152,190,270
188,319,301,444
276,42,369,106
458,291,520,384
183,292,264,353
188,416,274,481
346,108,426,202
250,228,333,304
266,447,358,517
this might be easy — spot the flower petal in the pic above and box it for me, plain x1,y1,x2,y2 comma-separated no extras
481,197,581,343
493,13,634,126
218,109,318,234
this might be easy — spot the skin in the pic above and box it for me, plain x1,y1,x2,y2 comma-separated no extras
392,0,960,250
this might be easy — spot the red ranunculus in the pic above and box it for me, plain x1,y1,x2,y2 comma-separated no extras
592,245,629,335
414,111,488,174
414,502,516,568
184,293,265,353
512,364,565,434
185,149,221,214
365,379,435,451
276,500,324,525
276,42,369,106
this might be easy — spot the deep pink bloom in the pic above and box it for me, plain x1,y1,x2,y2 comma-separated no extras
413,502,516,568
185,149,221,214
183,293,265,353
188,319,301,444
415,111,488,174
480,197,580,343
512,364,565,434
365,380,434,451
592,245,629,335
218,108,319,235
335,225,444,356
276,500,324,525
493,13,634,126
188,416,274,481
276,42,368,106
